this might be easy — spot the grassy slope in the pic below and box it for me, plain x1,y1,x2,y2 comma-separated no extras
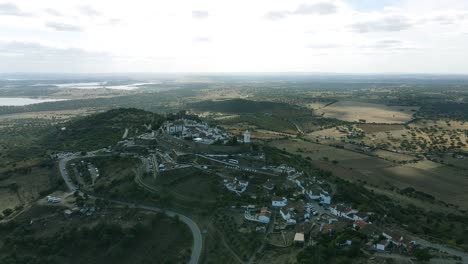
189,99,316,134
44,108,164,151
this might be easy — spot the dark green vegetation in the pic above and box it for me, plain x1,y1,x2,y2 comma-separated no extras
45,108,164,151
213,213,262,261
189,99,329,134
0,108,164,162
0,209,192,264
148,168,222,206
75,156,162,204
297,230,365,264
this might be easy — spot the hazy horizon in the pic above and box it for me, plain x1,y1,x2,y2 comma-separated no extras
1,0,468,74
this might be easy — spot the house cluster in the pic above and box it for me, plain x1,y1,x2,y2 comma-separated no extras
245,207,271,224
224,177,249,195
272,197,316,226
330,204,369,222
292,178,332,205
162,119,232,144
374,230,417,251
358,224,417,252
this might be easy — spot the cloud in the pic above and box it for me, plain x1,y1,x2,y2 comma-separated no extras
306,40,414,51
427,12,468,25
193,36,211,42
351,16,412,33
44,8,64,16
0,41,114,72
265,2,338,20
293,3,338,15
107,18,124,25
264,11,290,20
45,22,82,32
306,43,345,49
358,39,417,51
192,10,210,18
77,5,102,17
362,39,403,48
0,2,31,16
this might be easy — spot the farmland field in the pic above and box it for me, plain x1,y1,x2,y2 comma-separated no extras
269,139,468,210
357,124,405,133
316,101,419,124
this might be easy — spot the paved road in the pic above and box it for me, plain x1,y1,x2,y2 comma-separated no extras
416,238,468,262
58,153,203,264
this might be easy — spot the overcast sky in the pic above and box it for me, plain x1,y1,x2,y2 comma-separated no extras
0,0,468,73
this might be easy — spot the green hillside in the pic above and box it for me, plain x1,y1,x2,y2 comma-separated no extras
45,108,164,151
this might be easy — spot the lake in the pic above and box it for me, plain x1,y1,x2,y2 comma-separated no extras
0,97,67,106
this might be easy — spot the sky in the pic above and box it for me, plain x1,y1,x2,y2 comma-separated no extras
0,0,468,74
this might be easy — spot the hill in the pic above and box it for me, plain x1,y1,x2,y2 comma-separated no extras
44,108,164,151
187,99,296,114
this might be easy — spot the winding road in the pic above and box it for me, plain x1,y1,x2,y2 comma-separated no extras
58,153,203,264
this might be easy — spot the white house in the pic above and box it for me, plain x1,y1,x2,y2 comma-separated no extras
374,240,390,251
272,196,288,207
279,208,297,225
353,211,369,221
256,207,271,223
245,207,271,224
331,204,358,220
320,193,332,204
382,231,416,248
296,180,332,205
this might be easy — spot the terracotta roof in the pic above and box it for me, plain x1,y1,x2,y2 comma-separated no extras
258,211,271,218
354,220,368,228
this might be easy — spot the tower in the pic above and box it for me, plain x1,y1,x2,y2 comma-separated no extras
244,130,251,143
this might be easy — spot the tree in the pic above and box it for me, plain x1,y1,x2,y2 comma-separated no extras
414,248,432,261
2,208,13,217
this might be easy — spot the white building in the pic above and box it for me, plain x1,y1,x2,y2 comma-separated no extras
331,204,358,220
225,177,249,195
320,193,332,205
374,240,389,251
272,196,288,207
245,207,271,224
279,208,297,225
244,130,251,143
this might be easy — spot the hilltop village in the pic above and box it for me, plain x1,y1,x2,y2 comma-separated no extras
48,113,434,263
